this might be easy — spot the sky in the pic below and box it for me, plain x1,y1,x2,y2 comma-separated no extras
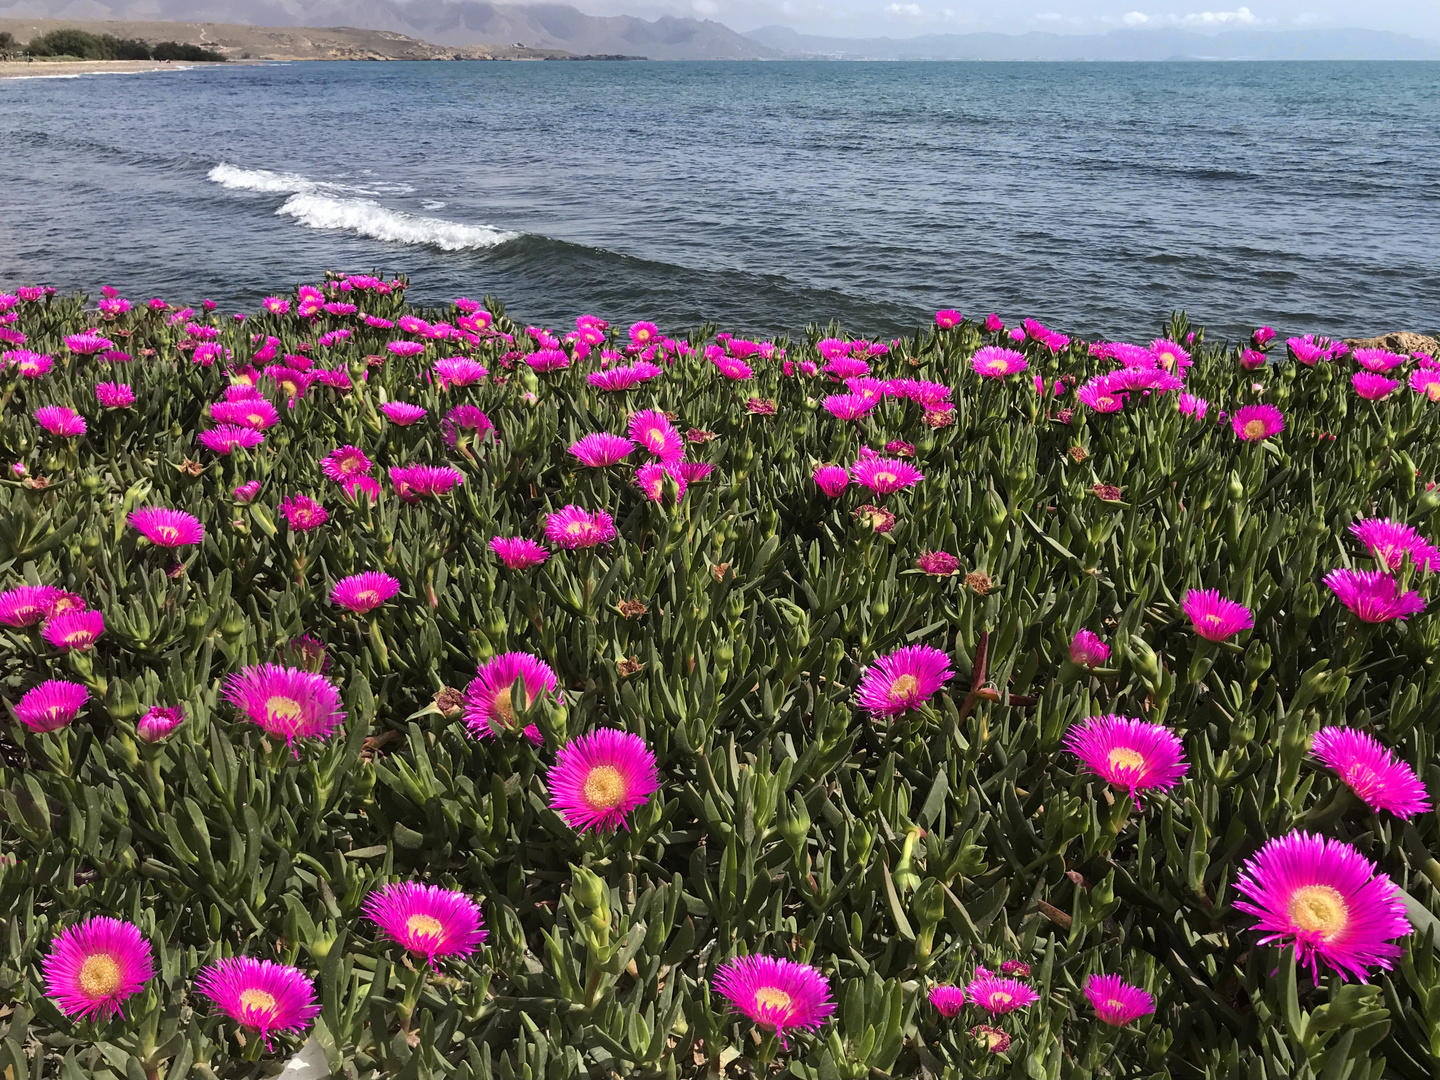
573,0,1440,38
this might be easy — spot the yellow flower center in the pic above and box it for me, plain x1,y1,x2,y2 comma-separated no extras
493,686,516,725
156,526,180,544
1288,885,1349,940
78,953,121,1000
266,696,303,725
64,629,92,645
874,471,898,485
355,590,378,608
1203,613,1224,627
1107,747,1146,773
975,1028,1005,1049
1243,419,1268,439
246,411,265,425
240,988,277,1016
405,914,445,941
1158,352,1175,369
1098,396,1116,409
986,359,1009,373
754,987,792,1013
1427,383,1440,403
889,674,919,699
1106,998,1127,1012
990,990,1013,1006
565,521,587,536
582,765,627,810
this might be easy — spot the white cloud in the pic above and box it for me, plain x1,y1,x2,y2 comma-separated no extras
884,2,924,14
692,0,719,12
1121,10,1149,25
1035,11,1064,19
1182,6,1257,24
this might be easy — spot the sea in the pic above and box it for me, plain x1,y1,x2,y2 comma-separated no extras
1,59,1436,342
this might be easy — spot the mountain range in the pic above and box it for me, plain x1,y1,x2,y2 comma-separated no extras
1,0,1435,61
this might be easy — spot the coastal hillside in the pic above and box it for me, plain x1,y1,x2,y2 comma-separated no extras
0,0,782,58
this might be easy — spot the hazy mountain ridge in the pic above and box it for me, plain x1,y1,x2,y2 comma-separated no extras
744,25,1440,61
0,0,783,58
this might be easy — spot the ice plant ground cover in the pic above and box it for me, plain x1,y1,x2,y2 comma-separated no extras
0,279,1438,1080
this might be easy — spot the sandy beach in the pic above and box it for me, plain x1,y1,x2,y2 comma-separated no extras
0,58,198,78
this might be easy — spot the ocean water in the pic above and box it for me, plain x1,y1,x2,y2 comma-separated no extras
1,59,1436,341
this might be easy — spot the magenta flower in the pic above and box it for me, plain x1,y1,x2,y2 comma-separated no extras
223,664,345,751
363,882,488,965
320,445,374,482
1253,326,1276,346
330,572,401,614
198,425,264,455
1232,403,1284,441
964,971,1039,1015
42,916,153,1022
95,382,134,408
463,651,556,743
712,956,835,1048
15,679,89,732
434,357,489,386
342,475,380,503
544,505,616,549
490,537,550,569
824,356,871,380
935,309,962,330
1311,727,1431,819
672,460,715,484
712,353,752,380
1352,371,1399,401
8,350,53,378
381,402,427,425
41,609,104,652
64,332,115,355
0,585,64,627
629,321,659,347
390,464,465,501
1064,714,1189,809
1076,381,1123,413
195,957,319,1050
1182,588,1254,640
137,705,185,742
1323,568,1425,623
1085,975,1155,1026
442,405,494,447
1233,831,1411,982
234,480,262,504
1069,629,1110,668
1352,348,1403,373
916,551,960,576
628,409,684,463
1178,393,1208,419
851,456,924,495
386,340,425,358
635,462,687,503
999,960,1030,977
525,348,570,373
970,346,1028,378
929,985,966,1016
129,507,204,548
1348,518,1439,572
569,433,635,467
1150,339,1191,371
588,363,661,391
813,464,849,497
970,1025,1011,1053
821,393,878,421
279,494,328,531
854,644,954,717
34,406,86,438
1410,368,1440,402
547,728,660,832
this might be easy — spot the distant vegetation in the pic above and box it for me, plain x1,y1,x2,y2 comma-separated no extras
21,29,226,61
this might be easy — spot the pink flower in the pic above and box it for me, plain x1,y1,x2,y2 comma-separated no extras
320,445,374,482
195,957,319,1050
635,462,687,503
1410,368,1440,402
16,679,89,732
569,433,635,467
935,309,962,330
434,357,489,385
34,406,86,438
137,705,185,742
1240,348,1268,370
95,382,134,408
381,402,427,425
628,321,659,348
490,537,550,569
588,363,661,391
198,425,264,455
1064,714,1189,809
712,956,835,1049
1323,568,1425,623
6,350,53,378
279,494,328,531
1348,518,1440,572
1069,629,1110,667
65,332,116,355
547,728,660,832
224,664,345,751
42,609,104,651
129,507,204,548
1352,348,1403,373
212,399,280,432
234,480,262,504
1150,339,1190,371
330,572,401,614
1234,832,1411,983
970,346,1028,378
1085,975,1155,1026
854,644,953,716
712,352,752,380
821,393,878,421
1252,326,1276,346
1076,381,1123,413
1182,588,1254,640
363,883,487,965
628,409,684,463
964,971,1039,1015
1352,371,1399,401
929,985,966,1016
386,340,425,358
464,651,555,743
43,916,153,1021
1231,403,1284,441
1178,393,1208,419
851,456,924,495
813,464,849,497
544,506,616,549
390,464,464,500
1311,727,1431,819
525,348,570,373
0,585,64,627
916,550,959,576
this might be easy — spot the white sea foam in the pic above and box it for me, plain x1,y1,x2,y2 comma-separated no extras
207,162,415,198
275,193,517,251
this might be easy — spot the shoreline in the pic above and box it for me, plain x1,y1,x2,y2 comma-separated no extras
0,58,209,78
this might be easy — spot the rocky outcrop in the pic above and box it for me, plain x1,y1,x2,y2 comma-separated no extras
1344,332,1440,359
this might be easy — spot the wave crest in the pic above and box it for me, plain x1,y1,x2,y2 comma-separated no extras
276,193,518,252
